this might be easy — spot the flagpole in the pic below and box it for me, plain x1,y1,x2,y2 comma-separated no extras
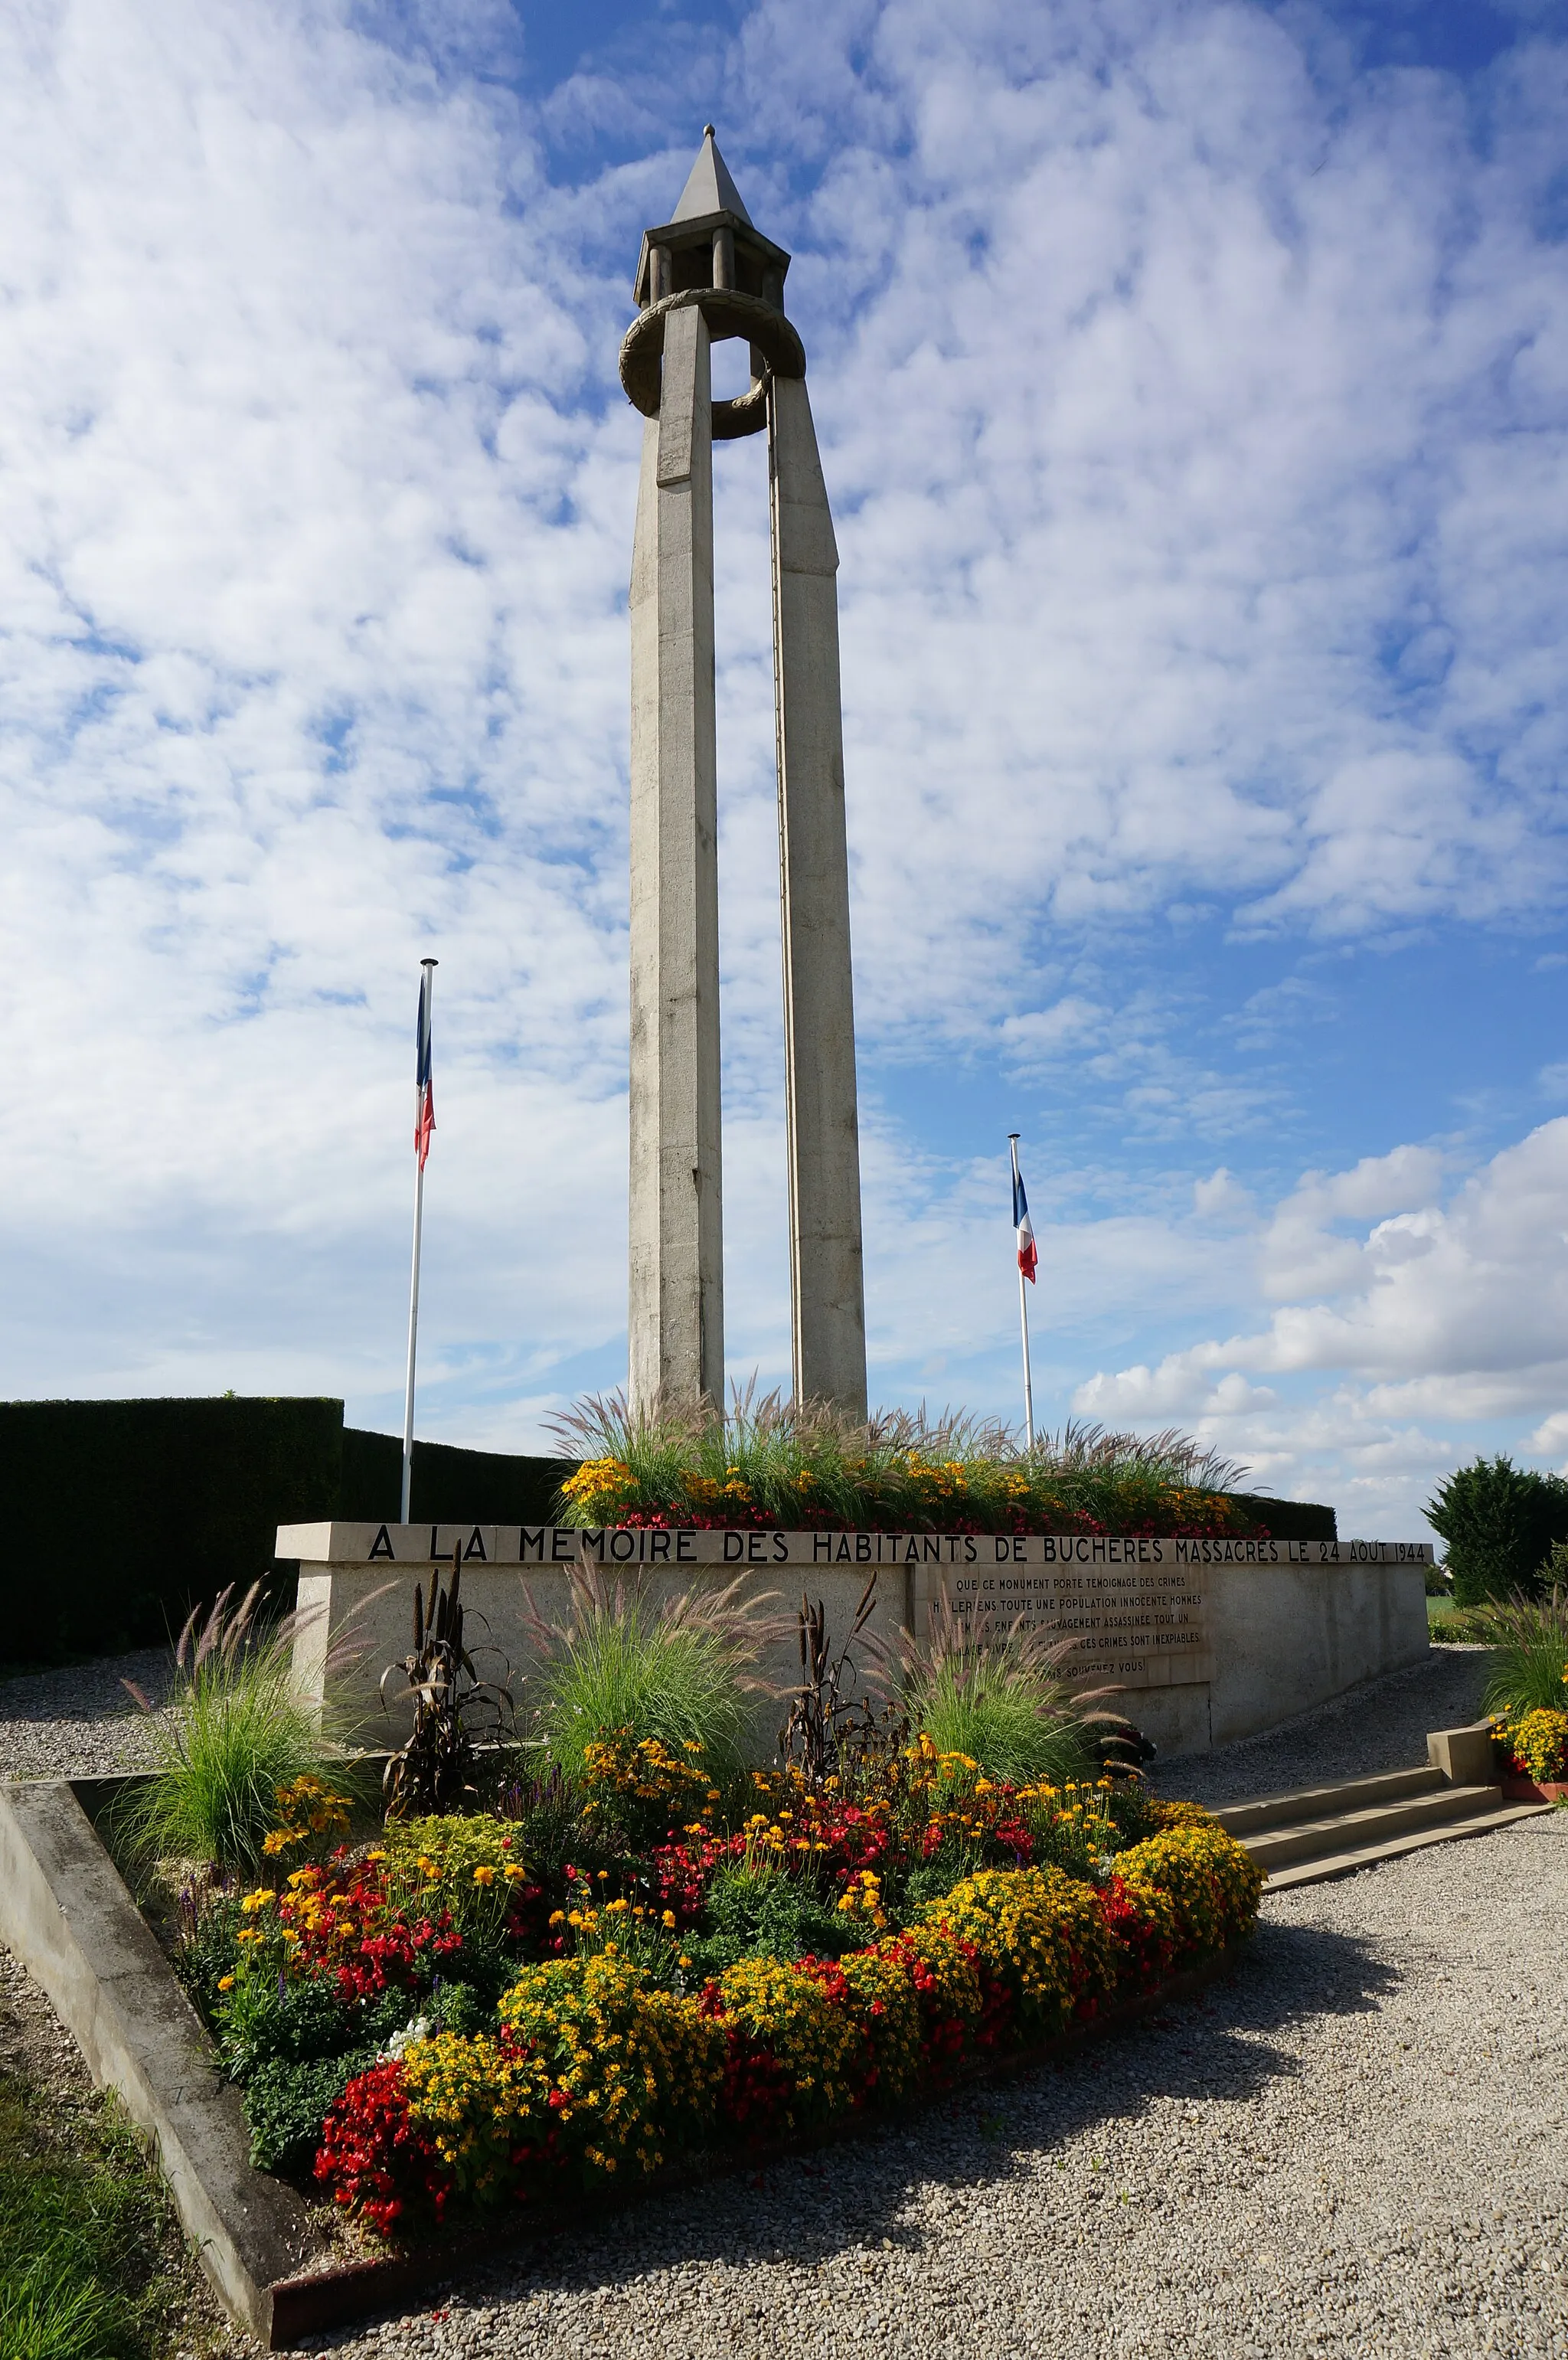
1008,1133,1035,1453
401,958,437,1523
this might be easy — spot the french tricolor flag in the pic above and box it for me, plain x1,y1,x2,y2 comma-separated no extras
414,963,436,1170
1010,1136,1037,1283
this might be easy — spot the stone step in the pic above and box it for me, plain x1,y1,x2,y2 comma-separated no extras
1259,1803,1551,1891
1213,1764,1446,1839
1242,1781,1504,1871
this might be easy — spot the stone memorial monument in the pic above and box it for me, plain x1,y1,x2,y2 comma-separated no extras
282,136,1437,1770
619,129,867,1420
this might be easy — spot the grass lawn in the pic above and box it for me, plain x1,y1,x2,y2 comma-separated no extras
0,1949,249,2360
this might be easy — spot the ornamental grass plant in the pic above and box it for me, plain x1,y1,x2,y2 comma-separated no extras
866,1593,1114,1788
1475,1583,1568,1717
518,1553,789,1803
550,1388,1254,1538
115,1584,364,1875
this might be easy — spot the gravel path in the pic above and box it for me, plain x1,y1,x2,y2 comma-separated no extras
1152,1646,1495,1808
0,1646,176,1780
320,1812,1567,2360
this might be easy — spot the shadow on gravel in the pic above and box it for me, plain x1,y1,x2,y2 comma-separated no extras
384,1921,1398,2325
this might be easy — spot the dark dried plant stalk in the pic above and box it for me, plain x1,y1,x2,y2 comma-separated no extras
381,1553,514,1820
776,1571,895,1784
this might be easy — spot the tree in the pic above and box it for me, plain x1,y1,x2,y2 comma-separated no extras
1426,1456,1568,1607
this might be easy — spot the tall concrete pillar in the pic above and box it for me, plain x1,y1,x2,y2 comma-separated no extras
619,128,867,1422
627,302,724,1410
770,376,867,1417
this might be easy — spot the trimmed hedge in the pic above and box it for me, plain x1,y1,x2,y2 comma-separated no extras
336,1427,570,1528
1230,1494,1336,1543
0,1397,569,1668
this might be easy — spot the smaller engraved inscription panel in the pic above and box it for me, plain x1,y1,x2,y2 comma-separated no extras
931,1561,1210,1689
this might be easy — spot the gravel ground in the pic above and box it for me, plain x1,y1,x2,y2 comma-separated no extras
0,1646,177,1780
319,1812,1566,2360
1152,1646,1496,1809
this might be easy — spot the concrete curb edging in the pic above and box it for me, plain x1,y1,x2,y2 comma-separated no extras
0,1779,332,2343
0,1775,1243,2348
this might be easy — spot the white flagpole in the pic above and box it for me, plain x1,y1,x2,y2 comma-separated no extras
401,959,437,1522
1008,1133,1035,1453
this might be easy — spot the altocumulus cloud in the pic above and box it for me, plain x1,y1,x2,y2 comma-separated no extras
2,0,1566,1528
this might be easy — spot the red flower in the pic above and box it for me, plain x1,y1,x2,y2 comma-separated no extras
314,2062,452,2237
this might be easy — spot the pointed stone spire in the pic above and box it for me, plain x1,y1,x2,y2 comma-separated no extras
672,125,753,226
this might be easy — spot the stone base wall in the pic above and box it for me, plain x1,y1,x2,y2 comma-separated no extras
279,1522,1431,1759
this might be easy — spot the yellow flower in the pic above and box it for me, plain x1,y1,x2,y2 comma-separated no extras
472,1865,496,1886
217,1974,235,1992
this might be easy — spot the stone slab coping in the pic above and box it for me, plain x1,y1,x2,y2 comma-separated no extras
0,1767,1245,2348
1428,1722,1497,1785
277,1521,1432,1570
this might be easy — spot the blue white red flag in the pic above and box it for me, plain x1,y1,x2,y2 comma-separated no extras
414,966,436,1170
1010,1139,1037,1284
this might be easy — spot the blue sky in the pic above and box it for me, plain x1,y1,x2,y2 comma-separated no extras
2,0,1566,1534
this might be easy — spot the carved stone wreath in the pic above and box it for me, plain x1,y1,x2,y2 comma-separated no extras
619,286,806,440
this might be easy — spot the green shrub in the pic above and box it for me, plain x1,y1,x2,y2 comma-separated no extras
114,1584,356,1873
1426,1457,1568,1607
241,2049,381,2174
683,1861,855,1979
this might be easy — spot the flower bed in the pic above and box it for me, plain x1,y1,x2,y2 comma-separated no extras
551,1395,1265,1538
1490,1707,1568,1786
169,1754,1263,2242
1489,1705,1568,1799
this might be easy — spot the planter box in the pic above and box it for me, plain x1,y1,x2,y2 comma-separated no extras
1501,1776,1568,1803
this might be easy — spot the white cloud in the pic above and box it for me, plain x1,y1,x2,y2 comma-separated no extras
0,0,1565,1512
1073,1118,1568,1526
1191,1169,1253,1224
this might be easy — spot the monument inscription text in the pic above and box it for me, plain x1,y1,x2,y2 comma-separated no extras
929,1561,1210,1689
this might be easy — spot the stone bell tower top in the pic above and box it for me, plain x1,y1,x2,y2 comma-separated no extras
632,128,792,311
621,131,806,443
